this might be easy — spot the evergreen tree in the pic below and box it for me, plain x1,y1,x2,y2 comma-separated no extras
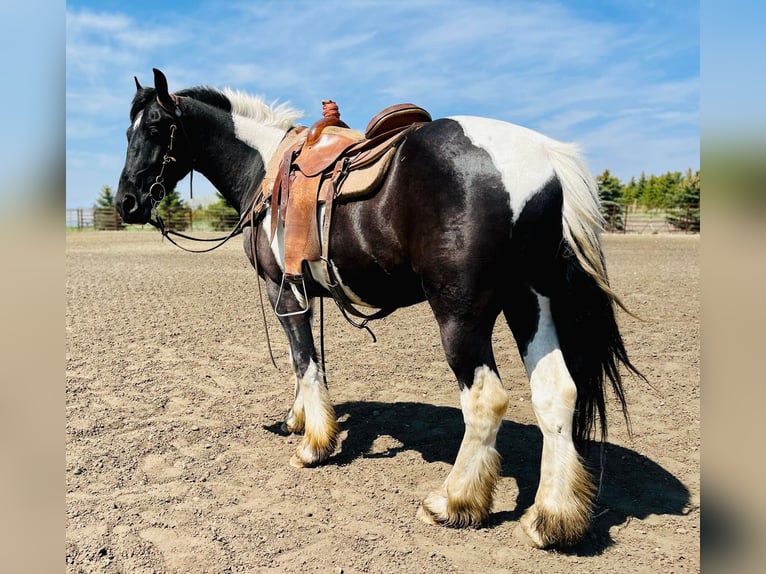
634,171,648,207
596,169,625,231
157,189,190,231
666,169,700,231
623,176,638,207
93,185,123,230
206,192,239,230
94,185,116,209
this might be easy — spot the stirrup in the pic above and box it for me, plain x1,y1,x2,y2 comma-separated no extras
274,273,311,317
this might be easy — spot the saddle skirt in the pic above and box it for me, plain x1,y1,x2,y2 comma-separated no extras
262,103,431,282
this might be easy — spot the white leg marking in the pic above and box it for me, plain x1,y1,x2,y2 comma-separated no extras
282,373,305,434
290,360,339,468
518,291,593,548
418,365,509,527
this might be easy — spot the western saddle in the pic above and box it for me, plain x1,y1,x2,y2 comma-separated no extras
259,99,431,316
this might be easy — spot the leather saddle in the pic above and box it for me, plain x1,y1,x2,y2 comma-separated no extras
264,101,431,287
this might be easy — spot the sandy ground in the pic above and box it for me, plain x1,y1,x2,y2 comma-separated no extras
66,231,699,573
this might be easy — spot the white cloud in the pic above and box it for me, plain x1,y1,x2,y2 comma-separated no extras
65,1,699,206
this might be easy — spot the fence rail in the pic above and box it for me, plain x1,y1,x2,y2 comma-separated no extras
603,204,699,234
67,205,700,234
66,207,195,230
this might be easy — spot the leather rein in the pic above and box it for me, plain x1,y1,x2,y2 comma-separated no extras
141,96,382,379
146,94,266,253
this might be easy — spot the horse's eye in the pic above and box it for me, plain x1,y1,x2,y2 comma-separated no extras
148,127,160,137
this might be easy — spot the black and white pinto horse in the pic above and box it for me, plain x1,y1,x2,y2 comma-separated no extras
116,69,642,549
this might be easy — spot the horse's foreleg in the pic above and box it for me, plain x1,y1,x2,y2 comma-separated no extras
282,364,304,434
417,315,510,527
265,279,339,467
515,291,594,548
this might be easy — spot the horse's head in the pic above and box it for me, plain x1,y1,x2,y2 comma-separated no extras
116,68,194,224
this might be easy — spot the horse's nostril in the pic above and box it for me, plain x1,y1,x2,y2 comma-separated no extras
122,194,137,214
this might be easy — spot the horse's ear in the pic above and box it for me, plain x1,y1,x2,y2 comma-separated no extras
134,76,143,91
153,68,174,109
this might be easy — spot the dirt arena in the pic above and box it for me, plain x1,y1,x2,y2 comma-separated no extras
66,231,699,573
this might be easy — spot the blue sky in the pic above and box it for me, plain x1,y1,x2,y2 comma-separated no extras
65,0,701,208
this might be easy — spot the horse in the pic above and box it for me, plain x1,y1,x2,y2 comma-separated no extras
115,68,643,549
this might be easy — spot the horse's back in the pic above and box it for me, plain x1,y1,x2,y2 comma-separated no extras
402,116,558,220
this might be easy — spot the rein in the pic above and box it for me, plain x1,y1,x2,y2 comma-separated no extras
142,99,367,379
147,94,257,253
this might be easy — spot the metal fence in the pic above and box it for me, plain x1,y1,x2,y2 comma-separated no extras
603,204,699,234
66,207,194,230
66,208,95,228
67,205,699,234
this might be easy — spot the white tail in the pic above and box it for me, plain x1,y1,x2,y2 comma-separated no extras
544,140,633,315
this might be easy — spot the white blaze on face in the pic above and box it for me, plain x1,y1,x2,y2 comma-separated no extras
448,116,556,221
132,110,143,132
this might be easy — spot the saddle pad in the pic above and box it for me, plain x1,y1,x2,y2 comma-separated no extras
334,146,397,200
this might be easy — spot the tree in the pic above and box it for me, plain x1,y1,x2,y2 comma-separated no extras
94,185,116,208
623,176,638,207
93,185,123,230
666,169,700,231
157,188,191,231
596,169,625,231
206,192,239,230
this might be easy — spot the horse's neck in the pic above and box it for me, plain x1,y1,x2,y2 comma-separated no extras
192,109,289,213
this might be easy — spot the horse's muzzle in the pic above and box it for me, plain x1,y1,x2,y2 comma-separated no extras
117,192,151,224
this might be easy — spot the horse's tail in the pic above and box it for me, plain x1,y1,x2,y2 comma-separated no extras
543,140,645,445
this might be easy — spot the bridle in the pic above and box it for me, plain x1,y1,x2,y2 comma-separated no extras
145,94,266,253
147,94,192,219
147,123,177,209
137,94,370,380
142,92,279,369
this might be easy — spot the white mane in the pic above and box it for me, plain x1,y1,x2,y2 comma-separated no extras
222,88,303,129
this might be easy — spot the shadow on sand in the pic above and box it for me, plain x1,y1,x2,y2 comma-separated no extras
283,400,693,555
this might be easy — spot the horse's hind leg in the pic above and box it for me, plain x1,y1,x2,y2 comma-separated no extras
417,310,510,527
506,289,594,548
265,279,339,467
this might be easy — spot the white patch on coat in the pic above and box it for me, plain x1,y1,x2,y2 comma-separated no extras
449,116,556,221
522,291,577,436
230,115,287,164
261,211,285,272
223,88,302,163
132,110,143,131
522,290,589,527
